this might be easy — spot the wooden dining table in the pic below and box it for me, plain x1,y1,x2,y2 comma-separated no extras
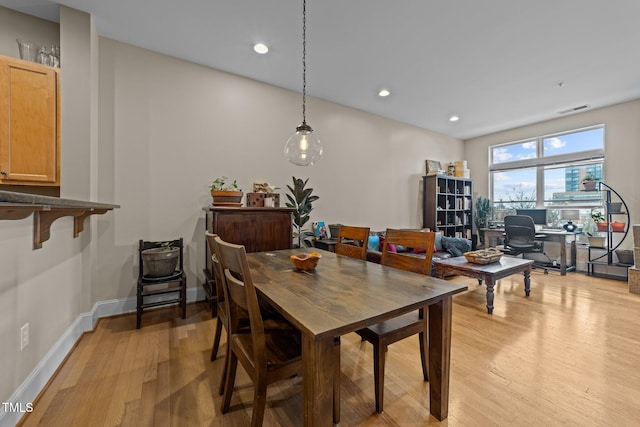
246,249,468,426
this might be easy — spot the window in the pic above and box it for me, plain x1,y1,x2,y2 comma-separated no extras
490,126,604,225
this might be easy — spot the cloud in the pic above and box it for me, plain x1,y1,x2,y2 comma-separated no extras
545,137,566,150
493,148,512,162
522,141,536,149
494,172,510,181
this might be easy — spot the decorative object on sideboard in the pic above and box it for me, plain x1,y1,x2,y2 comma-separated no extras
284,0,323,166
285,176,319,247
246,182,281,207
210,176,243,206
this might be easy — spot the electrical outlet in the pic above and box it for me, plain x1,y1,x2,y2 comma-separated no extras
20,323,29,351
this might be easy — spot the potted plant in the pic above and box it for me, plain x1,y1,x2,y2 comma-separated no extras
285,176,319,248
474,196,492,247
210,176,243,206
582,173,598,191
591,209,608,232
141,241,180,277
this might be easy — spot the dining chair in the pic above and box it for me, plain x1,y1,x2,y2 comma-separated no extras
356,228,435,413
335,225,370,260
205,231,235,397
205,232,225,361
136,238,186,329
213,236,339,426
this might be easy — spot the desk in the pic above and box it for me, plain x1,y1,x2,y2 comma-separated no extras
480,228,577,275
434,256,533,314
247,249,467,426
312,238,338,252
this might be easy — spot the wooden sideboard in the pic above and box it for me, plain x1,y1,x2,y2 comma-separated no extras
202,206,294,313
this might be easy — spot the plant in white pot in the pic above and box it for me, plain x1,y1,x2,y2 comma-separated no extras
582,172,598,191
210,176,243,206
141,241,180,277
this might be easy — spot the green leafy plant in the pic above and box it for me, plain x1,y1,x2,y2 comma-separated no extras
159,241,174,251
590,209,605,223
209,176,242,192
583,172,598,182
285,177,319,248
474,196,492,245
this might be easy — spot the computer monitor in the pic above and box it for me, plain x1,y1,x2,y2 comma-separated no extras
515,208,548,225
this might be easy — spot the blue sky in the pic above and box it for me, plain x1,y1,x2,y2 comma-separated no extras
491,127,604,204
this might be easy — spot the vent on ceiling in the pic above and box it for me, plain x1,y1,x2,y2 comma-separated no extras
558,104,590,115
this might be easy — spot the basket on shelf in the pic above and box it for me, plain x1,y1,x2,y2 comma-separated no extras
463,248,503,264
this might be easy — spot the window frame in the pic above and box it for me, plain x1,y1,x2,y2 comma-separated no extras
489,125,605,211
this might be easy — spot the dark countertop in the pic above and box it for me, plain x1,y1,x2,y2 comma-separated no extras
0,190,120,210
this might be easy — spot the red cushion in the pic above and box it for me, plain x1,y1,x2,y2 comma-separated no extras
413,247,427,254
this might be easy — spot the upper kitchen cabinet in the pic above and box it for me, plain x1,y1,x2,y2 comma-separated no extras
0,55,59,187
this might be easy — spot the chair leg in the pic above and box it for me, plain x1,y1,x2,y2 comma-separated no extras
251,379,268,427
180,277,187,319
373,341,386,413
221,351,238,413
218,343,229,396
333,336,340,424
136,282,143,329
211,316,223,361
419,331,429,381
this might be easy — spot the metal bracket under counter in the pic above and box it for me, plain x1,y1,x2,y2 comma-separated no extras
0,191,119,249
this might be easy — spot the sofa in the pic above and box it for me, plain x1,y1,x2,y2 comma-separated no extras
364,230,471,276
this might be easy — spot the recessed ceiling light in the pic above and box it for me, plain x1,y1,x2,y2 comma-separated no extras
449,115,460,122
253,43,269,54
378,89,390,97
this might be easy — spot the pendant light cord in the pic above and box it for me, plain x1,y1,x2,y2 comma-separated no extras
302,0,307,125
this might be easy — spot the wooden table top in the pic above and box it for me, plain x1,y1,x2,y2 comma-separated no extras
247,249,468,340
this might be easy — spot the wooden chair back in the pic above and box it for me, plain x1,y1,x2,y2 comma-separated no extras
380,229,435,275
205,231,226,304
212,236,267,367
335,225,370,260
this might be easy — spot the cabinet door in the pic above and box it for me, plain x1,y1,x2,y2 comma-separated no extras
211,212,257,252
0,56,59,185
252,211,293,251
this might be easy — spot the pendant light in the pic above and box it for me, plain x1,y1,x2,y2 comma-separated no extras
284,0,323,166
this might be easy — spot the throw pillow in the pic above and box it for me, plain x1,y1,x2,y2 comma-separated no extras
367,235,380,251
434,232,443,252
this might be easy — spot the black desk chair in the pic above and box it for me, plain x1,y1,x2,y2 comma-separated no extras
136,238,186,328
503,215,551,273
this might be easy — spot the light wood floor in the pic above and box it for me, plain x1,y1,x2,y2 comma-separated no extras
19,270,640,426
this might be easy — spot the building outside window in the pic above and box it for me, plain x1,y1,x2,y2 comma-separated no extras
489,125,605,227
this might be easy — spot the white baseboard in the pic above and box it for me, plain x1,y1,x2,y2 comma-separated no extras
0,287,205,427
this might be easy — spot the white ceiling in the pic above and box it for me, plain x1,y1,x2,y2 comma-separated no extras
3,0,640,140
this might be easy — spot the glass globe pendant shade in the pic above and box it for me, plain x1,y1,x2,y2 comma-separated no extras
284,123,323,166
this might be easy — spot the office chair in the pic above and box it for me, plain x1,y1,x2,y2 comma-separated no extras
503,215,552,273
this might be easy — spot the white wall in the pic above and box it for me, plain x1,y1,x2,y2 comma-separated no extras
0,6,58,58
0,6,463,409
94,37,464,303
465,99,640,253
